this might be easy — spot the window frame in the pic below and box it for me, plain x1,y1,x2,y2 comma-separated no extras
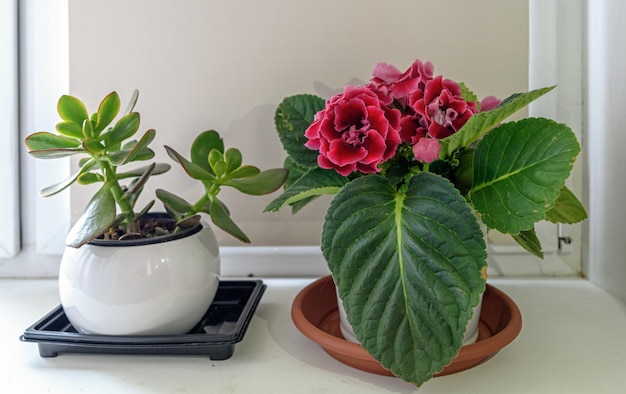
1,0,586,278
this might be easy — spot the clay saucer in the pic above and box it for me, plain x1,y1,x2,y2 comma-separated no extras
291,275,522,377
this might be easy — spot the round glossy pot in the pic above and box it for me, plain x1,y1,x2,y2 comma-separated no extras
58,214,220,336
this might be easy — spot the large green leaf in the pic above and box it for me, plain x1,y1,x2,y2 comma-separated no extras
470,118,581,234
544,185,587,224
65,183,117,248
322,173,487,386
439,86,555,159
274,94,325,169
264,167,348,212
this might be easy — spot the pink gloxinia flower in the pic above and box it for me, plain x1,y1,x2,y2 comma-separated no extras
410,76,477,139
412,137,441,164
479,95,501,112
304,85,401,176
371,59,434,103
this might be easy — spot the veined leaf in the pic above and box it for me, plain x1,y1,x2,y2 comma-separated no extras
545,185,587,224
264,167,348,212
275,94,325,169
470,118,581,234
439,86,555,159
322,173,487,386
225,168,288,195
512,228,544,258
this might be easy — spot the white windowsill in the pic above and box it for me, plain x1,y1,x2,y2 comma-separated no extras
2,272,626,393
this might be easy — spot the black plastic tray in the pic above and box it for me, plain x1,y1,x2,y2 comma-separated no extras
20,280,266,360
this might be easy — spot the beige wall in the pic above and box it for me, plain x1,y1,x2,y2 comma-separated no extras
68,0,528,246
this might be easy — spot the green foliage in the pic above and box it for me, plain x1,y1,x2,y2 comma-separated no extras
274,94,325,168
25,91,288,247
266,85,587,386
24,90,170,247
470,118,581,235
322,174,487,385
158,130,288,243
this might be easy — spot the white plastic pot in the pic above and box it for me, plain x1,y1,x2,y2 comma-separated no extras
58,215,220,336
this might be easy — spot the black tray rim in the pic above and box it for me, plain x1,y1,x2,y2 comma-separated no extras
20,279,266,347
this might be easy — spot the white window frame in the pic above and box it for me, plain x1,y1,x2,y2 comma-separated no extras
0,0,586,278
0,0,20,259
0,0,69,277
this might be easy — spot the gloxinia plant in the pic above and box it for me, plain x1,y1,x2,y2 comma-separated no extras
266,58,586,386
24,90,287,248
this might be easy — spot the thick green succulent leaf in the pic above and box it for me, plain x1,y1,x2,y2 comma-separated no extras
55,121,83,139
224,148,243,173
228,165,261,179
83,138,105,154
512,228,544,258
57,95,89,126
65,183,117,248
209,197,250,243
107,112,140,145
124,89,139,114
190,130,224,173
225,168,288,195
264,167,348,212
95,91,121,133
118,129,156,165
82,118,96,139
322,174,487,386
544,185,587,224
126,163,155,194
274,94,325,169
155,189,193,215
470,118,581,234
25,132,81,151
117,163,170,179
165,145,216,181
439,86,555,159
77,172,103,185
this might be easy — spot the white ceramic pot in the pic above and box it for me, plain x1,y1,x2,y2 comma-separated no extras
337,289,483,346
58,216,220,336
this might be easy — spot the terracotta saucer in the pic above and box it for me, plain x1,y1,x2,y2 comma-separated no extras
291,275,522,377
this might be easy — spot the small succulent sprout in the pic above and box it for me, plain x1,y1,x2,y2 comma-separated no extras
158,130,288,243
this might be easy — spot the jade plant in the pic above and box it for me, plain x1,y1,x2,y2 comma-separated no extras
24,90,287,248
266,58,587,386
